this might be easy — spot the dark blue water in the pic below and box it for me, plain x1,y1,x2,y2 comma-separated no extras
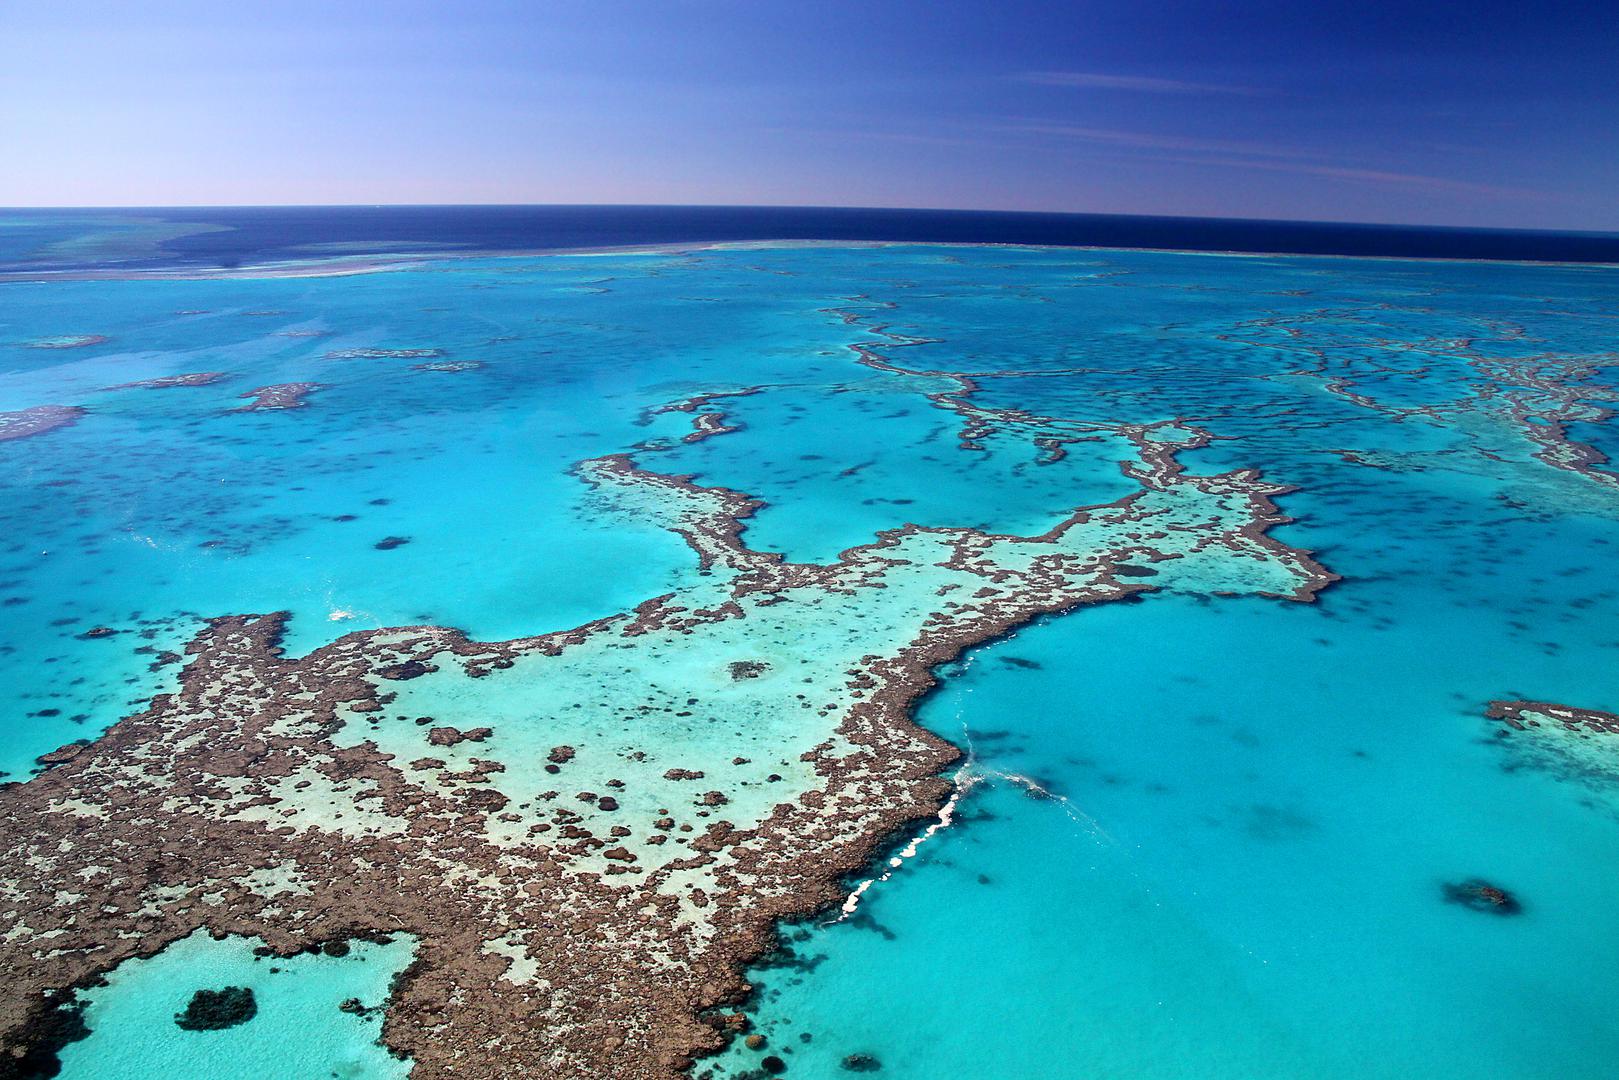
5,205,1618,272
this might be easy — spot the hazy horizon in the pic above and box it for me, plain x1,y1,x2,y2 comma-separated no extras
5,203,1618,239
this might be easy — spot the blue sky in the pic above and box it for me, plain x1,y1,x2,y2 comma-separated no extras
1,0,1614,228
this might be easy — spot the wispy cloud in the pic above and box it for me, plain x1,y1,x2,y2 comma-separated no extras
1158,155,1548,200
762,118,1546,203
1019,71,1265,96
1011,123,1325,160
1013,122,1544,200
761,126,986,148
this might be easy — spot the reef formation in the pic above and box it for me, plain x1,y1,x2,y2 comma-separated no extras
1486,699,1619,792
173,986,257,1032
0,406,84,443
102,371,230,391
0,321,1333,1078
234,382,324,411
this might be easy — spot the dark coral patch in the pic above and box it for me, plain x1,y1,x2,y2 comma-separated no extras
24,335,108,350
0,405,86,443
378,659,431,681
174,987,257,1031
10,993,89,1077
1442,879,1522,915
234,382,322,411
35,742,88,770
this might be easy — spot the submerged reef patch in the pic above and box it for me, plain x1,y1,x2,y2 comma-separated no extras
1222,306,1619,507
412,360,484,373
174,987,257,1031
0,406,85,443
1489,700,1619,737
6,993,88,1078
1441,879,1522,915
20,335,108,350
324,347,446,360
233,383,323,411
101,371,230,392
1485,700,1619,794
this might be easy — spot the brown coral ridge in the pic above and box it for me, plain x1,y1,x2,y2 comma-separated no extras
1485,699,1619,796
1487,699,1619,736
0,405,85,443
634,388,766,448
21,335,109,350
234,382,324,411
102,371,231,391
413,360,485,373
0,300,1335,1079
325,348,446,360
825,303,1119,458
1224,306,1619,492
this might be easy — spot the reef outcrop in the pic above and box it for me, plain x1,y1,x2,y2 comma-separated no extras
234,383,323,410
174,987,258,1031
0,405,85,443
0,312,1334,1079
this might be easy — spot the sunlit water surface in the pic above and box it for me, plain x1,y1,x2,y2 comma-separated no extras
3,237,1616,1077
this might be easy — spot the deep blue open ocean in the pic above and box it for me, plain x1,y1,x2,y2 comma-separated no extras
3,204,1618,274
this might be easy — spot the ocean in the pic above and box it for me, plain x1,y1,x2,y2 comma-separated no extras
3,204,1619,274
1,208,1616,1079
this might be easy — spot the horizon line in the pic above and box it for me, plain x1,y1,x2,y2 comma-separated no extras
2,202,1616,239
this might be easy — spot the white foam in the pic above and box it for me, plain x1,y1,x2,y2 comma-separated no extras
832,764,978,922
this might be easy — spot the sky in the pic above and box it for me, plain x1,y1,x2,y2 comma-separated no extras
1,0,1615,229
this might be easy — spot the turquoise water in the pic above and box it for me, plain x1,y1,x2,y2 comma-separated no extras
58,932,414,1079
3,238,1617,1076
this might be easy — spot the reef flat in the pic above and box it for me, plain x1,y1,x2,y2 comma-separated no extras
101,372,230,392
233,382,323,410
1487,700,1619,794
0,405,84,442
0,317,1329,1075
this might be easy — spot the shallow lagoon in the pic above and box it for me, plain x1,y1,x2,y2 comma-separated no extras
3,238,1617,1077
58,932,414,1080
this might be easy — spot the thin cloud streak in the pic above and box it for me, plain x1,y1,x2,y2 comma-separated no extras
759,120,1539,201
1164,155,1550,200
760,126,987,148
1013,122,1547,200
1011,123,1330,160
1019,71,1266,96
